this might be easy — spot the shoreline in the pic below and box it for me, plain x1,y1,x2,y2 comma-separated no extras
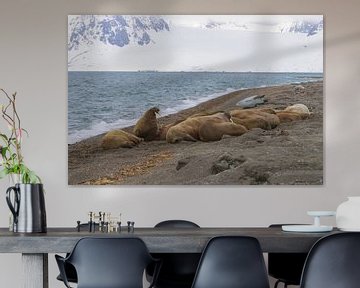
68,80,323,185
69,79,322,146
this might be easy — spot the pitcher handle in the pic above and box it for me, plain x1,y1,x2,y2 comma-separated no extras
6,186,20,224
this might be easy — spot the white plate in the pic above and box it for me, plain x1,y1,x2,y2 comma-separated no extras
282,225,333,232
307,211,336,217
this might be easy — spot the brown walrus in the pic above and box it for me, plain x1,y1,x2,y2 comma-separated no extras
101,129,143,149
133,107,160,141
156,120,184,141
199,121,248,142
230,109,280,130
276,104,311,123
166,112,247,143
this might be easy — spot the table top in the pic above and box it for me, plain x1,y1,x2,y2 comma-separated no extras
0,227,340,254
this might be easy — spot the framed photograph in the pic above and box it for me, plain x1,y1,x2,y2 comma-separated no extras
68,15,323,185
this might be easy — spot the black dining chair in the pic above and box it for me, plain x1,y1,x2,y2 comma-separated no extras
146,220,201,288
56,223,99,284
268,224,308,288
55,237,161,288
56,262,77,284
300,232,360,288
191,236,270,288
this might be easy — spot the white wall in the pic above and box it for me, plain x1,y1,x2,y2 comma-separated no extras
1,0,360,287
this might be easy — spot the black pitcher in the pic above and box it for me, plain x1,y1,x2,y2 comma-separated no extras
6,183,47,233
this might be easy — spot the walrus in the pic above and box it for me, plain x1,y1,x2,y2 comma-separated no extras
284,103,310,114
276,104,311,123
230,109,280,130
166,112,240,143
155,120,184,141
276,111,309,122
133,107,160,141
199,121,248,142
101,129,143,149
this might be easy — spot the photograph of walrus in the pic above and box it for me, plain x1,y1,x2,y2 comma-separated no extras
68,15,323,185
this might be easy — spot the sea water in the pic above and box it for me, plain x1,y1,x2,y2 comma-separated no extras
68,71,322,144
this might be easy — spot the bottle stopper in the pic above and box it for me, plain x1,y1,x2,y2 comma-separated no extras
77,221,81,232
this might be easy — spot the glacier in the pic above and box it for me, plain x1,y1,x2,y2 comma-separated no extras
68,15,170,51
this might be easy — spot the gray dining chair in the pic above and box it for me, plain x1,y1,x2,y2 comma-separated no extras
191,236,270,288
300,232,360,288
146,220,201,288
268,224,308,288
56,237,161,288
56,223,99,284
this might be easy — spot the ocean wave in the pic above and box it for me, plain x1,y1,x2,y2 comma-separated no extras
69,87,238,143
162,88,236,116
68,72,323,144
68,118,137,144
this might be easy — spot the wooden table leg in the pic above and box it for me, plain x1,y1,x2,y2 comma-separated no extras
22,253,48,288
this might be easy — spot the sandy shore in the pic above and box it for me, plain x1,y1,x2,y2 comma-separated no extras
68,80,323,185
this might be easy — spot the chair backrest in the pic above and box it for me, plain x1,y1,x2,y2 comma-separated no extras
155,220,200,228
191,236,270,288
151,220,201,286
300,232,360,288
67,237,154,288
268,224,308,285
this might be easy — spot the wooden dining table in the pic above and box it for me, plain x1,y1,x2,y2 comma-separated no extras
0,226,339,288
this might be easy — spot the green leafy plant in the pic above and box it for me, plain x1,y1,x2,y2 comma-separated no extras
0,88,41,184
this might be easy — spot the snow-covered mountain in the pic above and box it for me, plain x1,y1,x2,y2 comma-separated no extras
204,20,248,31
68,15,170,51
68,16,323,53
191,18,323,36
279,20,323,36
68,15,323,72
